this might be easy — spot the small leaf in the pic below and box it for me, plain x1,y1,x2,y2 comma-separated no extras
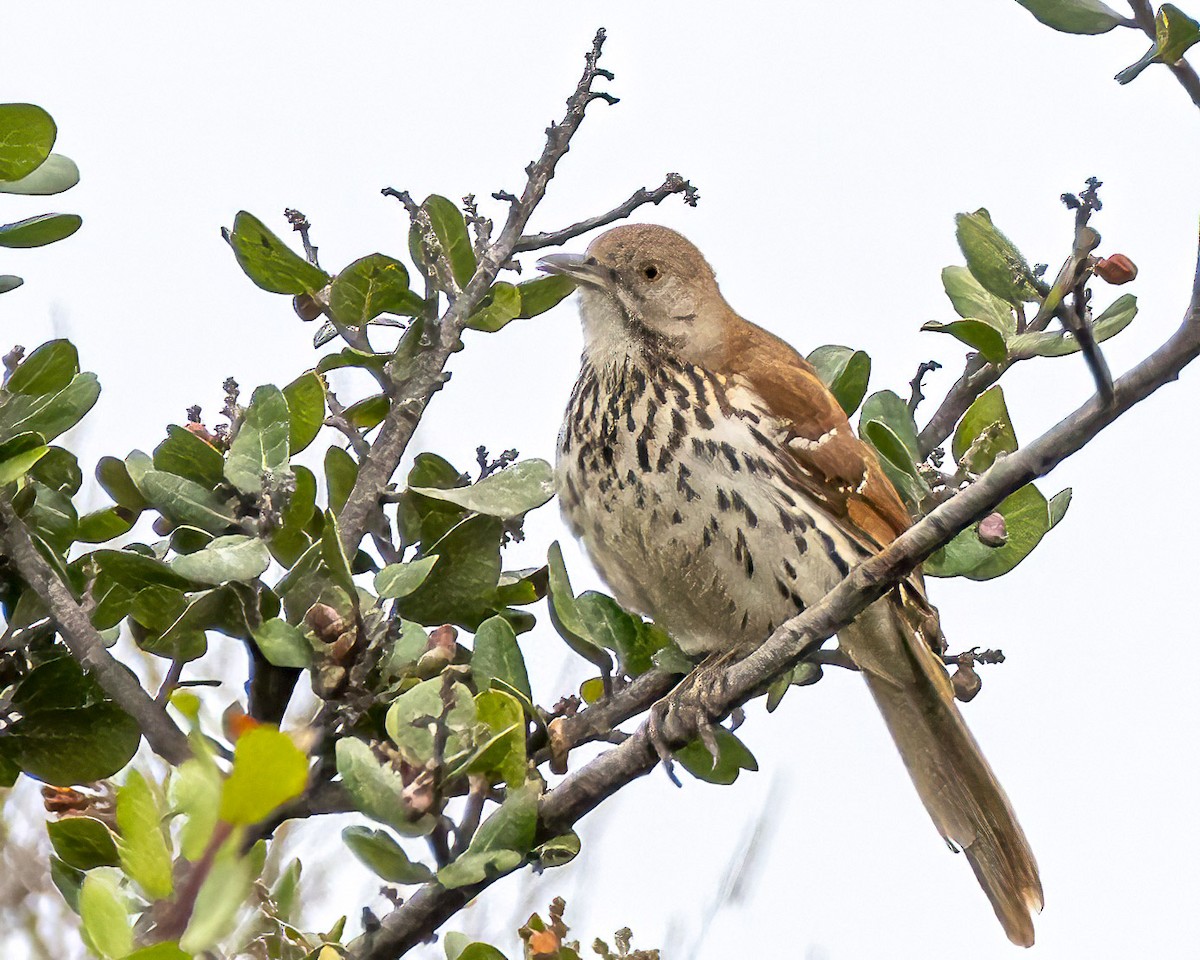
6,339,78,394
375,555,440,599
282,371,326,454
952,386,1018,472
0,275,22,294
385,678,477,768
138,470,239,534
920,320,1008,364
80,869,133,960
1048,487,1073,528
416,195,476,288
471,616,533,702
466,283,523,332
344,394,390,430
76,506,137,543
226,211,330,295
335,738,436,836
941,265,1017,334
170,534,271,585
251,617,312,668
1013,0,1123,34
516,274,575,319
436,782,539,889
153,425,224,488
342,826,434,884
0,212,81,248
116,770,174,900
863,421,921,479
956,209,1038,305
0,372,100,443
0,440,48,483
329,253,423,327
47,817,119,871
806,345,872,415
411,459,555,519
179,841,255,953
225,384,291,495
674,727,758,785
534,830,581,868
546,541,615,672
1008,293,1137,359
466,689,527,786
218,726,309,825
325,446,358,513
170,758,222,861
0,103,57,181
0,153,79,195
1157,3,1200,62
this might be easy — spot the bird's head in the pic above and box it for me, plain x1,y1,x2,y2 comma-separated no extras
539,224,729,364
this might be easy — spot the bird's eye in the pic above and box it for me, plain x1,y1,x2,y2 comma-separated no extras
641,264,660,281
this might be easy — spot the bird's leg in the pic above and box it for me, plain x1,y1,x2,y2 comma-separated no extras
646,651,735,782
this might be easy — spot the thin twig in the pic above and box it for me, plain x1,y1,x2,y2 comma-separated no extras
0,499,191,765
513,173,699,253
351,224,1200,960
907,360,942,415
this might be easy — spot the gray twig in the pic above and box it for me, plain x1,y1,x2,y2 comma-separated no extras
0,499,191,764
513,173,699,253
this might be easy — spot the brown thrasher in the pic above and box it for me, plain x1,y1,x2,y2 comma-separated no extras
541,224,1043,946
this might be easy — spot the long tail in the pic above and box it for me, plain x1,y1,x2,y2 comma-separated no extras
839,600,1043,947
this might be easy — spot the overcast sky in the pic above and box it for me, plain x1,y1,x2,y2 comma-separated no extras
4,2,1200,959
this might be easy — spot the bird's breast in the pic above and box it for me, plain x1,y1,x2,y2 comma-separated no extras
556,355,867,655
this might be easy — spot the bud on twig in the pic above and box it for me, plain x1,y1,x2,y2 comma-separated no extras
1094,254,1137,285
952,663,982,702
977,512,1007,547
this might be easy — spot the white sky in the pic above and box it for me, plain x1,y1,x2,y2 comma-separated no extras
4,2,1200,959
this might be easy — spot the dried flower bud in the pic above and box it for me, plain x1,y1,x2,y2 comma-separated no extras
222,703,260,741
428,624,458,655
305,603,346,643
977,512,1007,547
952,664,982,702
312,663,348,699
1094,254,1138,285
328,629,357,663
293,293,322,321
528,929,561,957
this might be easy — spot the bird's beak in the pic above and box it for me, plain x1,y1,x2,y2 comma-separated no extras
537,253,611,289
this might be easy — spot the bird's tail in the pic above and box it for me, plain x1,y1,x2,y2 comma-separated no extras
838,599,1043,947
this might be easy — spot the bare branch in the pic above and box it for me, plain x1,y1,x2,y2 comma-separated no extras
513,173,699,253
906,360,942,415
338,28,621,552
0,499,192,765
351,225,1200,959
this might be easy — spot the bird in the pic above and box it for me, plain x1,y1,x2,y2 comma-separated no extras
539,223,1043,947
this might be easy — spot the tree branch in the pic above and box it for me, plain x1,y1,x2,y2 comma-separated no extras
512,173,699,253
0,499,192,765
337,28,620,552
351,223,1200,959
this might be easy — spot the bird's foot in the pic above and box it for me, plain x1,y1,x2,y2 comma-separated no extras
646,665,732,784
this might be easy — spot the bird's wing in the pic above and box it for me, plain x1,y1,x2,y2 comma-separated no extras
720,317,913,553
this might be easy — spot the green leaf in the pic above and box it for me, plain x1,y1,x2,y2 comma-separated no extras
1158,3,1200,62
225,384,291,495
920,319,1008,364
76,506,137,543
334,737,436,836
139,470,238,534
179,840,255,954
806,345,872,415
0,153,79,195
252,617,312,668
29,444,81,494
546,541,614,672
925,483,1050,580
454,945,509,960
436,782,539,889
951,385,1018,472
116,770,174,900
325,445,358,513
3,653,141,784
0,212,81,248
170,757,222,861
0,275,22,294
330,253,423,327
6,339,78,394
80,869,133,959
49,856,85,912
0,371,100,442
385,678,477,768
97,456,147,511
534,830,581,868
125,945,192,960
862,421,921,480
674,726,758,785
471,616,532,701
397,514,503,628
376,555,440,599
858,390,928,504
418,195,476,288
1013,0,1123,34
170,534,271,585
154,425,225,488
342,826,434,884
466,688,527,786
1048,487,1073,528
0,103,56,181
955,209,1038,305
226,211,330,295
218,726,309,825
1008,293,1137,359
411,459,555,519
0,440,48,483
516,274,576,318
344,394,389,430
47,816,119,870
466,282,522,332
941,265,1018,334
269,464,317,566
282,371,325,454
